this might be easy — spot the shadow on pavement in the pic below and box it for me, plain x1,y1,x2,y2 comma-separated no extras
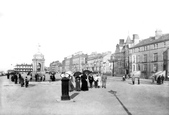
70,93,79,99
108,90,132,115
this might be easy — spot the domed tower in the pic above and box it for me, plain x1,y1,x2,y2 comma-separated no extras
32,44,45,74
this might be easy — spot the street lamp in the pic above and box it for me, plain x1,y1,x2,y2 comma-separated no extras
109,55,115,77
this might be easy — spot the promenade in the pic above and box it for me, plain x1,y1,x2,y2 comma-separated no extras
0,74,169,115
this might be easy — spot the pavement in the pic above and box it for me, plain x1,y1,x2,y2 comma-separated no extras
0,75,169,115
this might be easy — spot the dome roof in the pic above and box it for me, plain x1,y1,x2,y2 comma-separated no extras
33,52,44,59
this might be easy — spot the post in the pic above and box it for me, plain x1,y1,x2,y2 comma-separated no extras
61,76,70,100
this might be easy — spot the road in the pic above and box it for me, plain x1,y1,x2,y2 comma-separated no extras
0,74,169,115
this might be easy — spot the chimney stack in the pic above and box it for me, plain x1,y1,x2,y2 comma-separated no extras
155,29,162,39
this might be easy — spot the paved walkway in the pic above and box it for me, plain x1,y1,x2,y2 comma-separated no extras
0,75,169,115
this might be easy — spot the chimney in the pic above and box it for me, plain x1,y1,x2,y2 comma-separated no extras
133,34,139,45
155,29,162,39
119,39,124,46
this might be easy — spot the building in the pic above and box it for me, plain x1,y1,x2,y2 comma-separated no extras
86,51,111,74
72,51,87,72
64,55,72,72
102,51,112,74
32,49,45,75
113,34,140,76
129,30,169,79
14,64,33,73
87,52,98,72
49,61,62,72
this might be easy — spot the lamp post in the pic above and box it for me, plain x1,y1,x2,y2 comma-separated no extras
109,55,115,77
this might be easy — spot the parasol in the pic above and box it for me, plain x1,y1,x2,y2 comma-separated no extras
83,70,92,74
73,71,82,77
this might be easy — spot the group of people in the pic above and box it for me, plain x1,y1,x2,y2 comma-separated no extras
66,71,107,92
153,74,165,85
34,73,46,82
7,72,30,87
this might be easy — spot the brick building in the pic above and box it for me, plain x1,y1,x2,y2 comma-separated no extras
113,34,140,76
129,30,169,79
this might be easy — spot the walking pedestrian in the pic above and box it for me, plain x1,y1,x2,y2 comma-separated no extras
69,75,74,92
25,77,29,87
101,73,107,88
75,75,81,91
81,72,88,91
7,73,9,79
35,74,38,82
14,73,18,84
157,75,161,85
161,74,165,84
97,73,101,88
88,73,94,88
94,74,98,88
20,77,24,87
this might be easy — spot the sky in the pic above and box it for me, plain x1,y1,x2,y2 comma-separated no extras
0,0,169,72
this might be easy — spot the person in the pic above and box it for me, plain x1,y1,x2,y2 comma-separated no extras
102,73,107,88
81,72,88,91
161,74,165,84
7,73,9,79
53,73,56,81
35,74,38,82
11,73,14,82
18,73,22,84
88,73,94,88
14,73,18,84
157,75,161,85
20,77,24,87
69,75,74,92
122,75,125,81
97,73,101,88
25,77,29,87
43,75,45,81
75,74,81,91
94,74,98,88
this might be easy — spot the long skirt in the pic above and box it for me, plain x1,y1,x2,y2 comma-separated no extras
69,81,74,92
81,80,88,91
75,80,81,91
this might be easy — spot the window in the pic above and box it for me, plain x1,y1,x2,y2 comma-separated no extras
153,64,158,72
143,64,147,71
133,65,136,71
154,44,158,49
132,55,136,63
164,42,166,47
152,45,155,49
137,55,140,63
153,53,158,62
137,64,140,71
143,54,147,62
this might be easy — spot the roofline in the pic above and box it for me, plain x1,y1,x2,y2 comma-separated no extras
130,38,169,49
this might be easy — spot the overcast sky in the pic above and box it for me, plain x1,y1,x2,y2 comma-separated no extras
0,0,169,71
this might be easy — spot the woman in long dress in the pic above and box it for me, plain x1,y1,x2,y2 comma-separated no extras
75,75,81,91
69,75,74,92
81,73,88,91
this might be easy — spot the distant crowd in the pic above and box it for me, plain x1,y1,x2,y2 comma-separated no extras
6,71,59,87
